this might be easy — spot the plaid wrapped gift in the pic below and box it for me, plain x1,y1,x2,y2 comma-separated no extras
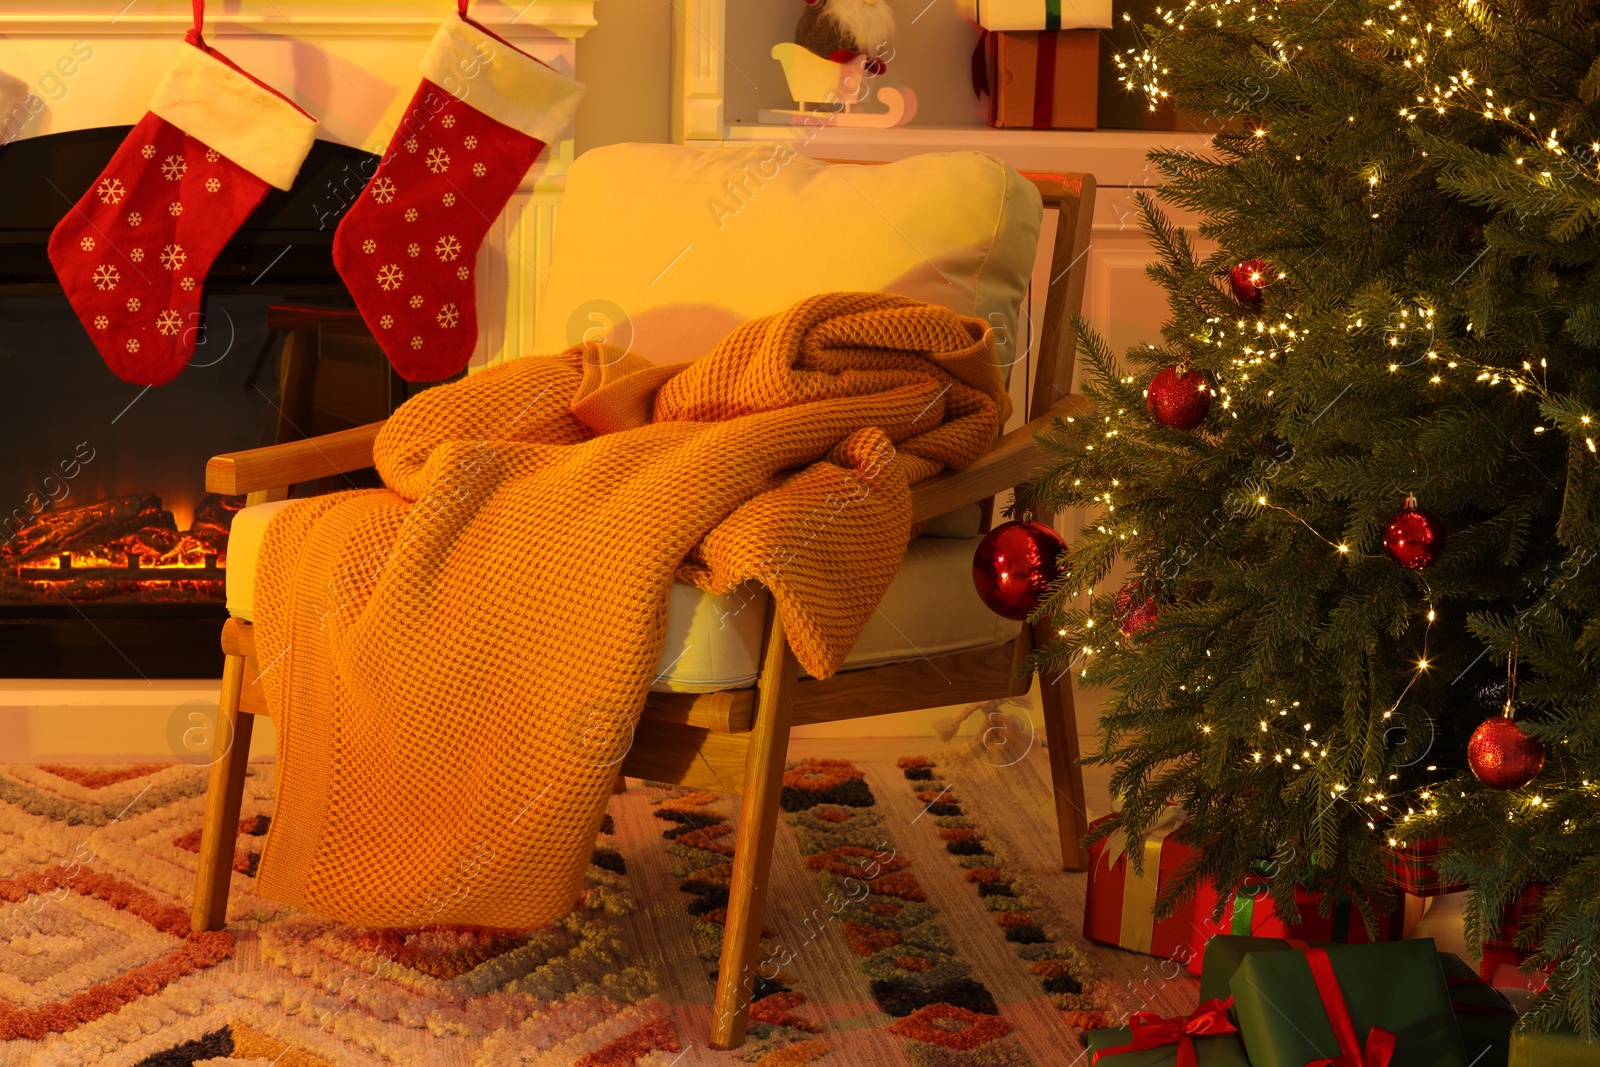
1384,834,1470,896
1480,882,1548,982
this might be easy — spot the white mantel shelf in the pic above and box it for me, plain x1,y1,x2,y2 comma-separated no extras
722,124,1215,189
0,1,596,38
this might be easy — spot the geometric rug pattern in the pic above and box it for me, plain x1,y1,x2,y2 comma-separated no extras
0,742,1186,1066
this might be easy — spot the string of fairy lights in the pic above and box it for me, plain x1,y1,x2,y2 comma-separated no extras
1056,0,1600,849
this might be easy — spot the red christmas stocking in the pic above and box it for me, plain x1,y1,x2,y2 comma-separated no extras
332,1,583,381
48,1,316,386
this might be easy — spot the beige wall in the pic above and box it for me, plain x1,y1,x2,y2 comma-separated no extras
574,0,673,154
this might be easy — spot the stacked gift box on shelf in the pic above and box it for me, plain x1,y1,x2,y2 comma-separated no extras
968,0,1110,128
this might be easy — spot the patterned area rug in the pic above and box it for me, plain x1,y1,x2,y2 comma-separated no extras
0,741,1195,1066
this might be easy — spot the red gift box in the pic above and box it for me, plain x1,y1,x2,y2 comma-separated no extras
1186,878,1417,976
1384,834,1470,896
1082,809,1197,960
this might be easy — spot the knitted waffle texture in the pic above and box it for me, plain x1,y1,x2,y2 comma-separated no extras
251,292,1009,927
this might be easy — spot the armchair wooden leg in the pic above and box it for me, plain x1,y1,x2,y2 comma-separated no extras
710,610,798,1051
191,652,254,933
1017,621,1089,871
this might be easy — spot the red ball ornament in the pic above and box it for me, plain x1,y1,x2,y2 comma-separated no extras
1146,365,1214,430
1468,707,1545,790
1383,497,1444,570
1228,258,1272,308
972,518,1067,621
1116,581,1159,637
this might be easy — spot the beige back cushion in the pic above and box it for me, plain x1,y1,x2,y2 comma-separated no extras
533,143,1043,377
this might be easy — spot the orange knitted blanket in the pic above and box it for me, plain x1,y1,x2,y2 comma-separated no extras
251,292,1009,927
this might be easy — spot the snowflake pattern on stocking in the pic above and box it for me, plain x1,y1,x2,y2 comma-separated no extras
49,102,298,385
329,77,576,380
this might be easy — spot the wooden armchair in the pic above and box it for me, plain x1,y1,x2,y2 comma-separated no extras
191,164,1097,1050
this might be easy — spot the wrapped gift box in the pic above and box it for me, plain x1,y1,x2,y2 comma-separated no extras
1229,939,1469,1067
971,0,1113,29
1186,878,1419,975
1085,1002,1250,1066
979,30,1098,129
1480,882,1547,981
1440,951,1517,1067
1198,936,1516,1067
1083,811,1196,959
1384,834,1470,896
1509,1021,1599,1067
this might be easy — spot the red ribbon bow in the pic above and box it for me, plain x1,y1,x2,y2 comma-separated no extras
1092,997,1239,1067
1301,946,1396,1067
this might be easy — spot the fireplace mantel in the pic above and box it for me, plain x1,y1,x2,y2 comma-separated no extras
1,0,598,369
0,2,597,39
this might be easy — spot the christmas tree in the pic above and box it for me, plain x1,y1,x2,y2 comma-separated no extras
1026,0,1600,1036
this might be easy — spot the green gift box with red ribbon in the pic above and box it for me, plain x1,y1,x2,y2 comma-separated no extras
1197,937,1515,1067
1085,999,1251,1066
1229,939,1470,1067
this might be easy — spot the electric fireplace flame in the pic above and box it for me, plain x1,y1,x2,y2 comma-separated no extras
2,492,241,603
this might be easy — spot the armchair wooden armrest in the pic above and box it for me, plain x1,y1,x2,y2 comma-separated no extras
206,395,1093,505
909,394,1092,523
206,421,387,497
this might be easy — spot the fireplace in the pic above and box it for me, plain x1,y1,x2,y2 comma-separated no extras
0,126,383,678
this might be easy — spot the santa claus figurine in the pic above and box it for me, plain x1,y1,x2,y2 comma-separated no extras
796,0,896,76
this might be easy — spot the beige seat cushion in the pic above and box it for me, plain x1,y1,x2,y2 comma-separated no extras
533,143,1043,378
225,502,1016,692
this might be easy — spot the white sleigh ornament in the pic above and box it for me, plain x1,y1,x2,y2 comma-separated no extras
763,42,918,128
